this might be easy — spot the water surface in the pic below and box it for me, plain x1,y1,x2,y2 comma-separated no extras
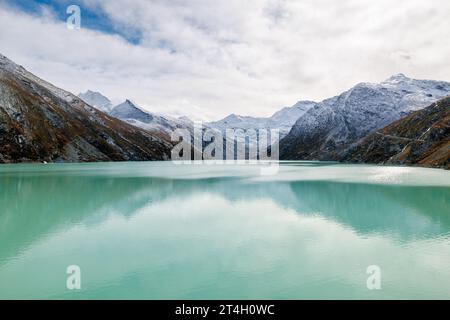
0,162,449,299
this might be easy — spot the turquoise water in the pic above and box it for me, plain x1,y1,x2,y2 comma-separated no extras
0,162,449,299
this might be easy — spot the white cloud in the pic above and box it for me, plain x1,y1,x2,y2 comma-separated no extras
1,0,449,120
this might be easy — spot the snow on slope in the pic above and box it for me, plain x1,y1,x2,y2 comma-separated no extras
79,90,113,113
207,100,316,138
280,74,450,160
109,99,192,136
0,54,77,104
111,100,168,132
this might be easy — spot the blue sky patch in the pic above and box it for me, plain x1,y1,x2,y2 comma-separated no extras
5,0,142,44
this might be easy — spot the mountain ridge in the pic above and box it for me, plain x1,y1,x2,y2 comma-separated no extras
0,54,172,163
280,74,450,161
207,100,316,139
1,53,448,167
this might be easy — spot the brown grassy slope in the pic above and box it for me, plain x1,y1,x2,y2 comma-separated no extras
0,68,172,163
344,97,450,169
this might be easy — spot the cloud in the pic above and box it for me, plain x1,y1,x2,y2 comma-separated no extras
1,0,450,120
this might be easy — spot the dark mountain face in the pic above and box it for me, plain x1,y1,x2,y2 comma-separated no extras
0,56,172,163
344,97,450,169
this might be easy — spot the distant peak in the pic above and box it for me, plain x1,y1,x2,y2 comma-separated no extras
80,90,105,97
116,99,132,106
385,73,410,82
114,99,141,111
292,100,316,107
78,90,112,112
225,113,241,120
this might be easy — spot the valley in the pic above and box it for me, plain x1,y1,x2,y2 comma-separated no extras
0,53,448,168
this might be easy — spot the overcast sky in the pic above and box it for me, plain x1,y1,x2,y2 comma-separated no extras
1,0,449,120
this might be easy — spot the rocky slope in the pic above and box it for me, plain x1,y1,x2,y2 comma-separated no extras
344,97,450,169
0,54,172,163
280,74,450,160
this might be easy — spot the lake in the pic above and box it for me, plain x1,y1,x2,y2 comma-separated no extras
0,161,449,299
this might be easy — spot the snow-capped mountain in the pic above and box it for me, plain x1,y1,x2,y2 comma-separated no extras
79,90,113,113
78,89,198,143
0,53,171,163
207,100,316,138
108,99,178,134
280,74,450,160
110,100,155,124
2,51,447,165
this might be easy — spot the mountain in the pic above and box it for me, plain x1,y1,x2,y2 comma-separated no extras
207,100,316,139
280,74,450,160
78,95,191,139
108,99,183,136
78,90,113,113
344,96,450,169
110,99,155,124
78,93,207,156
0,53,172,163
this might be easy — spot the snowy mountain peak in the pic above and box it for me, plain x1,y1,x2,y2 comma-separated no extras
281,74,450,160
108,99,193,135
272,100,316,117
207,100,316,139
112,99,143,113
223,114,243,122
78,90,113,113
118,99,144,111
292,100,317,108
385,73,409,82
110,100,155,125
